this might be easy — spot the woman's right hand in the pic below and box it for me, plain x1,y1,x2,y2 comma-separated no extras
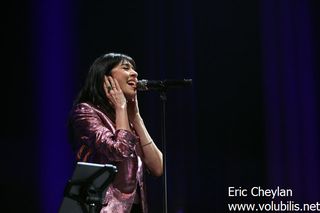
104,76,127,110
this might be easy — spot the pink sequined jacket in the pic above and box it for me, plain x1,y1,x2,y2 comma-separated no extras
70,102,148,213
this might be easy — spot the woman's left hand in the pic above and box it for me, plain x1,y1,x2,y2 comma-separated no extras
127,95,140,123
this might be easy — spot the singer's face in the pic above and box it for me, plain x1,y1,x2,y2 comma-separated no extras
110,60,138,100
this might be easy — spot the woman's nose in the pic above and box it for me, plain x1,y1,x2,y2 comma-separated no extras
130,69,138,77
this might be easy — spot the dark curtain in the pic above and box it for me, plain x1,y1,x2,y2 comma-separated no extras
261,0,320,203
3,0,320,212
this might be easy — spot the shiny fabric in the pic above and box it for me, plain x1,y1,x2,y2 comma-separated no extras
70,102,147,213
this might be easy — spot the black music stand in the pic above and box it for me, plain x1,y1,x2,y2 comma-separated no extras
59,162,117,213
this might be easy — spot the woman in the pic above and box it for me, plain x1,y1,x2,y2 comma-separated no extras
68,52,163,213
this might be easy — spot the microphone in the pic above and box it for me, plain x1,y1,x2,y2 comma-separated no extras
137,79,192,91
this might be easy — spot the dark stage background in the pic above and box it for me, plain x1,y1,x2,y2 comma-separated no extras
3,0,320,212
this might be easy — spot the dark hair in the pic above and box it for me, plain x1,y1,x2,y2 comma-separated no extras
68,52,136,149
75,52,135,111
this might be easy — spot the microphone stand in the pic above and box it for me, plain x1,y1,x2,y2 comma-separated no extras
159,90,168,213
140,79,192,213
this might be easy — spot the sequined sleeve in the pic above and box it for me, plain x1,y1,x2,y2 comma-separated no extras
71,103,137,161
